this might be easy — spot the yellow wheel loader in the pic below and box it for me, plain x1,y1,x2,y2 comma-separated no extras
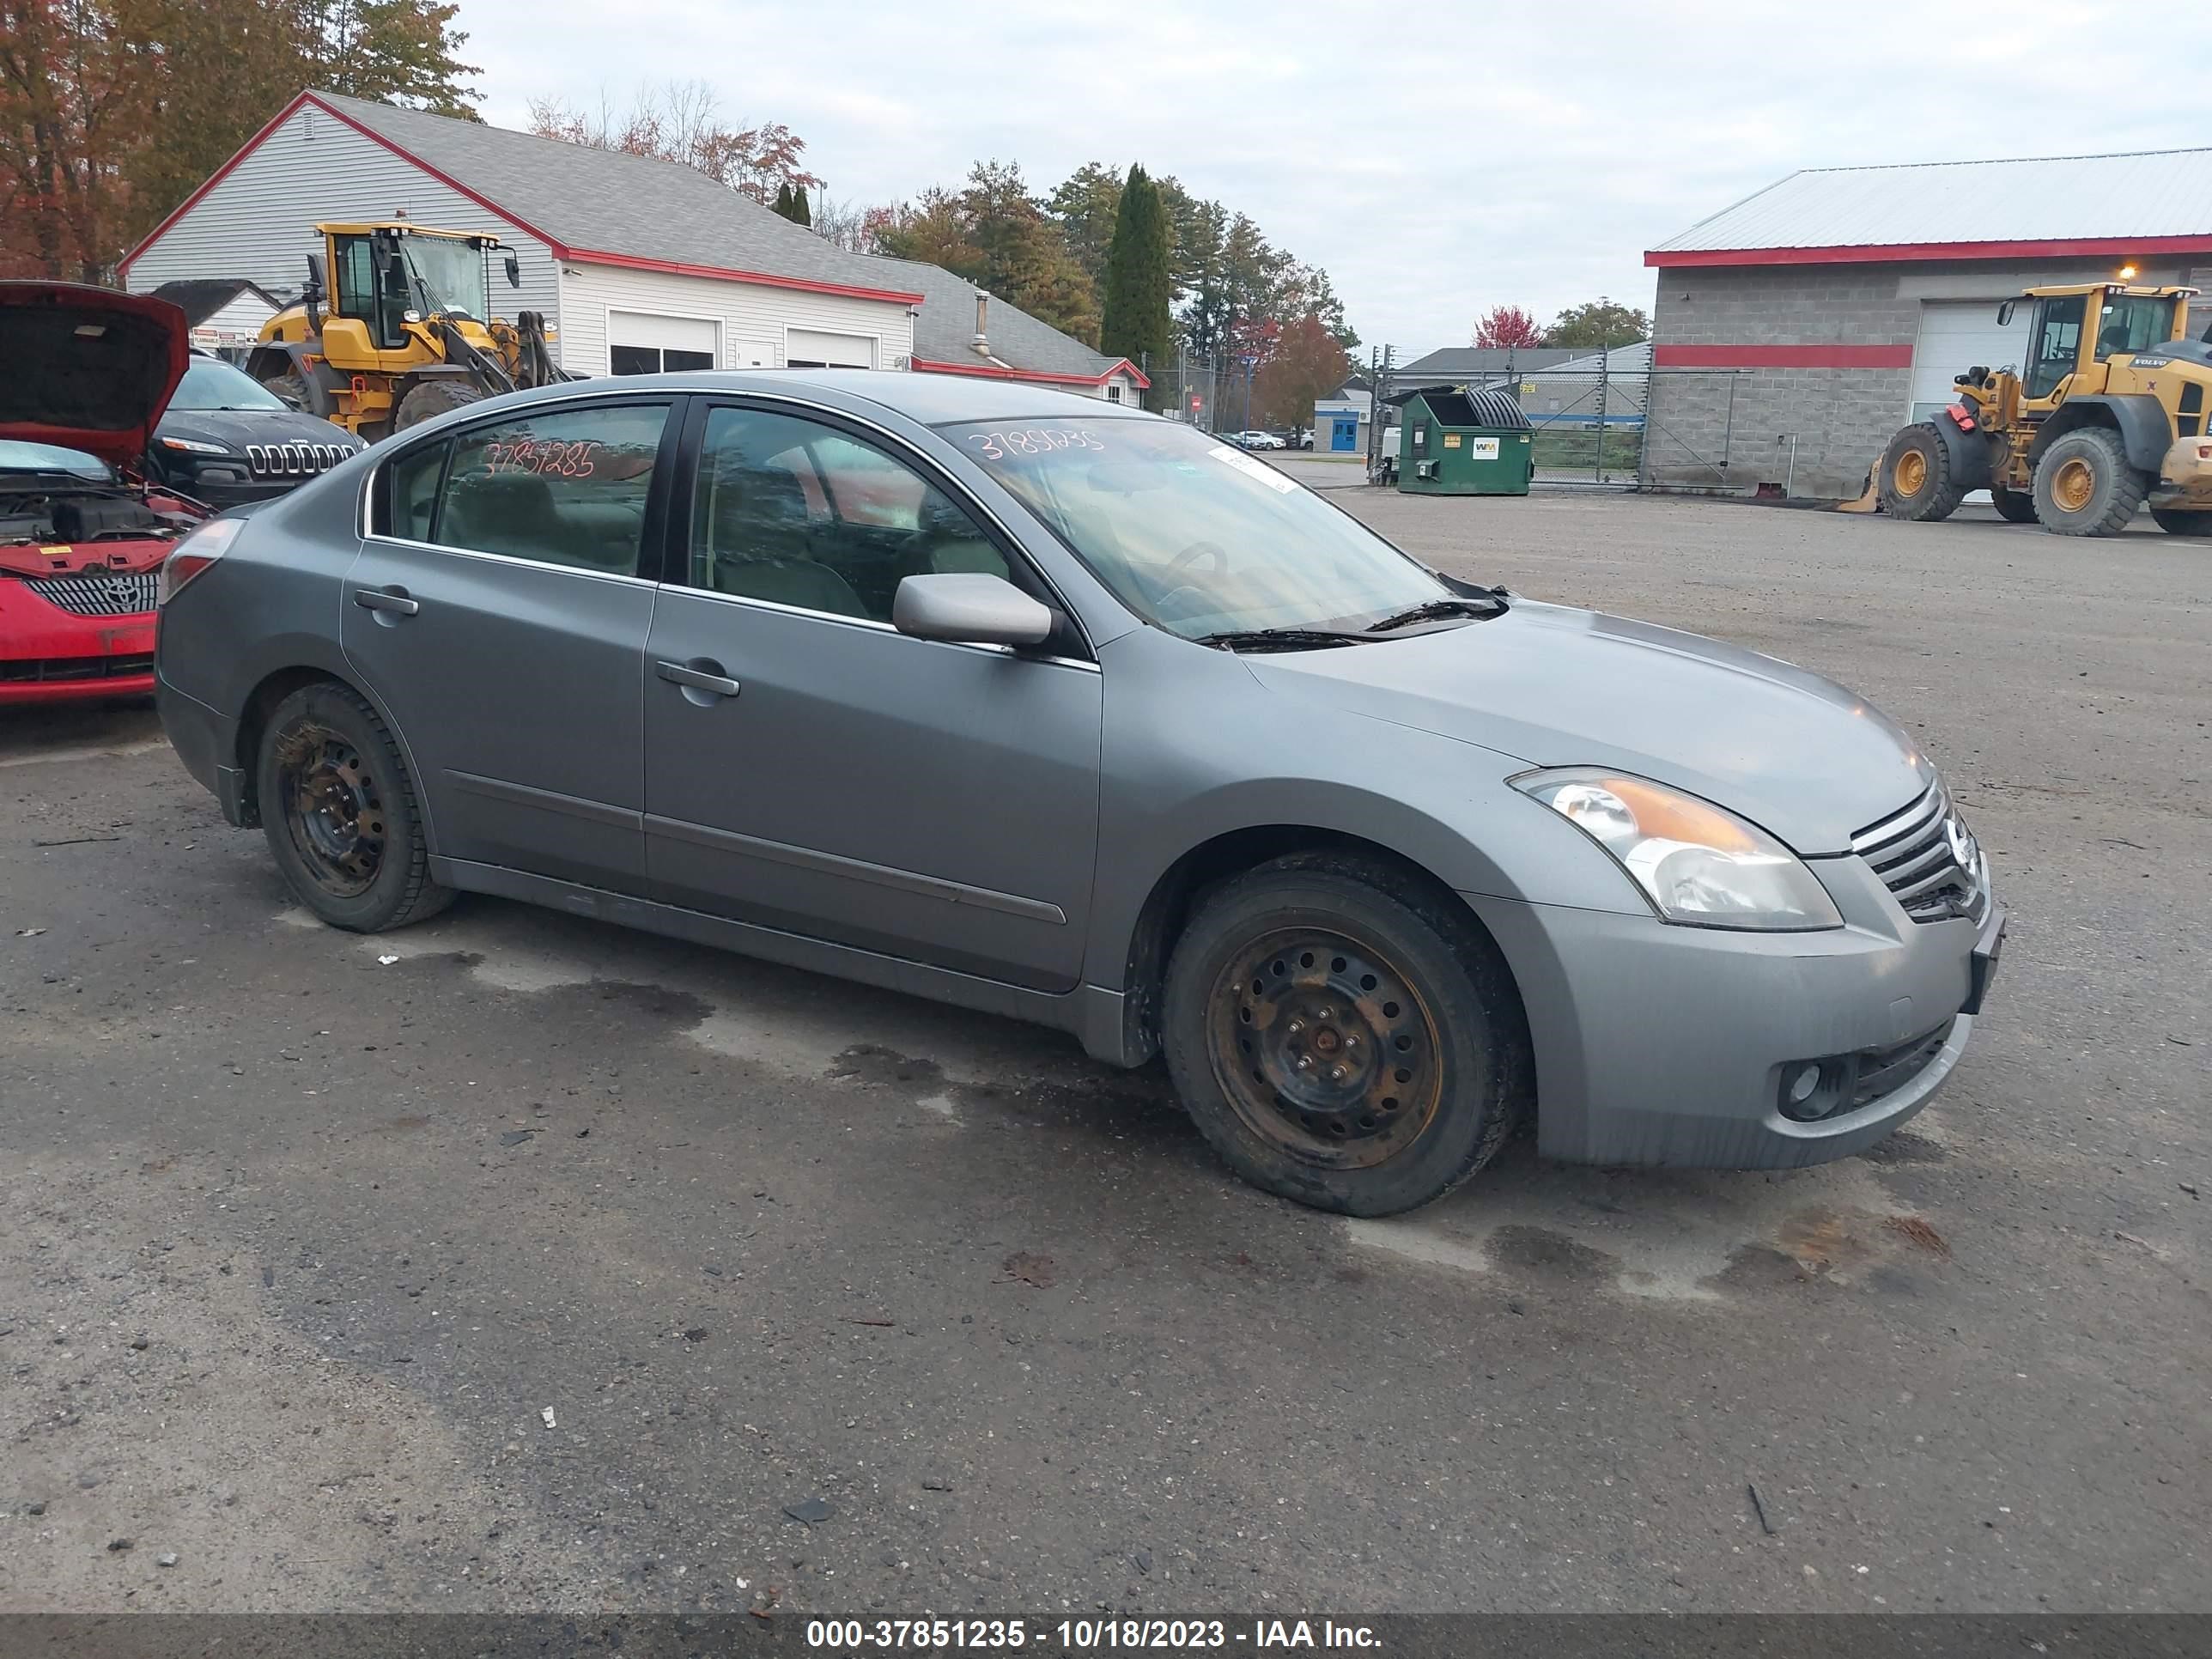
1875,281,2212,537
246,222,577,441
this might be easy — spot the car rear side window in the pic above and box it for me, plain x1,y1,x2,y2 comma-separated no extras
688,406,1008,622
406,404,671,575
386,442,446,542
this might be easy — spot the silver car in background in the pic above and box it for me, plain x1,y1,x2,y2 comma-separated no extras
155,370,2004,1215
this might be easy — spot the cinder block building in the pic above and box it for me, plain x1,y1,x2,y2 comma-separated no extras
1642,148,2212,498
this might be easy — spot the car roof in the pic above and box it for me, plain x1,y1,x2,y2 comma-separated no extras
569,367,1158,428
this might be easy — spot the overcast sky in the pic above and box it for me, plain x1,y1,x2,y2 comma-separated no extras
469,0,2212,354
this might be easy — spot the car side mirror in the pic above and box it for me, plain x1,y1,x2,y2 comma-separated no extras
1996,299,2015,327
892,572,1054,648
504,252,521,289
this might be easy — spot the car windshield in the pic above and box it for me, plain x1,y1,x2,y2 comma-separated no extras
404,235,490,320
169,358,288,411
0,439,112,482
943,417,1452,639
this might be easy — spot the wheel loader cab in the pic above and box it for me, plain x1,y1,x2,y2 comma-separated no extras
2023,292,2087,401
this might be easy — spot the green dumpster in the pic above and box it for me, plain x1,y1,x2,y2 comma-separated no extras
1390,385,1534,495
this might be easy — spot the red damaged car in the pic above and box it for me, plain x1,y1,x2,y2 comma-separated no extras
1,283,207,704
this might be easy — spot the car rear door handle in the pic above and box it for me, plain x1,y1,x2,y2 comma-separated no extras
354,586,420,617
656,659,742,698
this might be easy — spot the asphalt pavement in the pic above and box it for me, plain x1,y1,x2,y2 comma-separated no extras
3,491,2207,1618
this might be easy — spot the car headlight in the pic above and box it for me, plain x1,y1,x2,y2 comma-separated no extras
159,436,233,457
1513,768,1843,931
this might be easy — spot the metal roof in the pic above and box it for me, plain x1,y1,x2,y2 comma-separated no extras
302,93,923,301
1650,147,2212,265
1395,347,1577,379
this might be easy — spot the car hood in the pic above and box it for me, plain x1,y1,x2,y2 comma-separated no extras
156,405,361,455
0,283,190,468
1245,598,1934,855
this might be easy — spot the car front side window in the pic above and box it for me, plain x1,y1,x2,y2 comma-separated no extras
424,404,670,575
688,406,1009,622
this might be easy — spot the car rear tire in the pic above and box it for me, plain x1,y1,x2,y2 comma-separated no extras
394,380,483,431
1878,423,1967,522
2150,507,2212,537
1161,853,1530,1217
2033,427,2149,536
257,682,452,933
1990,485,2039,524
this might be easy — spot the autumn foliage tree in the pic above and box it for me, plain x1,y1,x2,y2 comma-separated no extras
1473,304,1546,349
1,0,479,281
872,160,1099,346
526,80,819,207
1255,313,1352,430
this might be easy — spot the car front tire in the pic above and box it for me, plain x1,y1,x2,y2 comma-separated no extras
1162,853,1531,1217
257,682,452,933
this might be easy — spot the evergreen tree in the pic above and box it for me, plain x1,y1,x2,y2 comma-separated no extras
774,180,794,219
791,184,811,228
1100,163,1170,392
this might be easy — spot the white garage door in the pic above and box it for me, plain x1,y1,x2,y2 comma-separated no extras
609,311,718,376
1911,301,2029,421
786,328,875,369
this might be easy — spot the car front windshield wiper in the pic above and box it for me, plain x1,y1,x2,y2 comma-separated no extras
1188,627,1373,653
1363,594,1507,634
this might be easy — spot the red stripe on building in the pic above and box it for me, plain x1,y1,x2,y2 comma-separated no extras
1654,343,1915,370
1645,234,2212,269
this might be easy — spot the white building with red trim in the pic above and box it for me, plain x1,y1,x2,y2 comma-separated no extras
121,89,1147,402
122,89,919,375
1641,147,2212,497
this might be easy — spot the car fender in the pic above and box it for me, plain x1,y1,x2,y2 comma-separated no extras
1080,629,1646,1006
2032,394,2173,471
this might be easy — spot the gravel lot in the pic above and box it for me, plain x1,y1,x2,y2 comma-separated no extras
3,489,2207,1618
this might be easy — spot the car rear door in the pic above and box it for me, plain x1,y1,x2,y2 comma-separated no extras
343,395,678,891
639,398,1103,992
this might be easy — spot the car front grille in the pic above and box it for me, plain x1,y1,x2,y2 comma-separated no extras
246,441,349,480
22,571,159,617
1851,780,1989,924
0,653,155,684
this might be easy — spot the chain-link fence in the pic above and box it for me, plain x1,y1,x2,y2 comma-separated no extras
1139,350,1260,434
1360,355,1755,489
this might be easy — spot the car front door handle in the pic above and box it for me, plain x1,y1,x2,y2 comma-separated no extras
354,586,420,617
656,659,742,699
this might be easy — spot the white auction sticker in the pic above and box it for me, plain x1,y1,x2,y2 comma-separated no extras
1211,446,1298,493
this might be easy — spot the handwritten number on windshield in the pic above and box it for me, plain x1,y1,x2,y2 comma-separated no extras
967,428,1105,461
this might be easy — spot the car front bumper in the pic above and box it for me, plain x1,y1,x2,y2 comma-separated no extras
1464,854,2002,1169
0,589,158,704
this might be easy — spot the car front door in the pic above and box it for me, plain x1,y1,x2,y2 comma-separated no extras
343,397,675,890
641,400,1103,991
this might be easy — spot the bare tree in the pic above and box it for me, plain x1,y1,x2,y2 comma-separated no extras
810,193,876,253
526,79,820,206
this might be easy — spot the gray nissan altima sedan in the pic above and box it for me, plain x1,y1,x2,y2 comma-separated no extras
155,369,2005,1215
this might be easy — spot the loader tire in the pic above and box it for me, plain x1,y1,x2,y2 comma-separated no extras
394,380,484,432
1878,423,1966,522
1990,486,2039,524
2033,427,2148,537
260,370,312,411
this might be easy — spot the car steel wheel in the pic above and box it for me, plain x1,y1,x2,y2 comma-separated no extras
276,725,386,898
1205,926,1445,1169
